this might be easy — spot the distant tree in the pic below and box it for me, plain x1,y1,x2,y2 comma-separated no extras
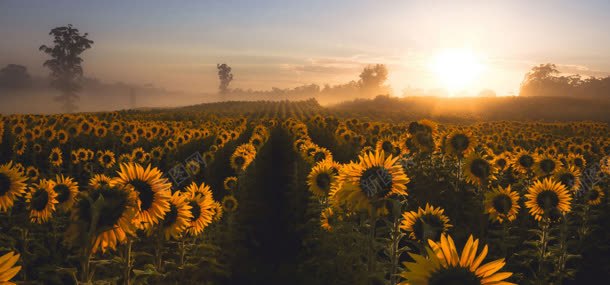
520,63,610,98
217,63,233,94
358,64,390,97
0,64,31,89
39,24,94,113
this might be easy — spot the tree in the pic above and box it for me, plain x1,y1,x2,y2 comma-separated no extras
39,24,94,113
358,64,390,98
217,63,233,94
0,64,31,89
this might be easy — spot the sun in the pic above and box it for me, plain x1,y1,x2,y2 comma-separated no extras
430,49,485,94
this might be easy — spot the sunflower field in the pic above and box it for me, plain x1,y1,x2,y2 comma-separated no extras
0,100,609,285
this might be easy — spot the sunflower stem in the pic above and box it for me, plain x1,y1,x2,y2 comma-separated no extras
537,219,550,284
123,240,133,285
154,226,164,273
389,218,402,285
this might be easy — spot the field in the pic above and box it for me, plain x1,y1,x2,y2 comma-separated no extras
1,99,609,285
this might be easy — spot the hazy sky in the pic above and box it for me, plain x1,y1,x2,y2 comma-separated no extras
1,0,609,96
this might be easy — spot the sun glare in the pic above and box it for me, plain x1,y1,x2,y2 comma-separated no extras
431,49,485,95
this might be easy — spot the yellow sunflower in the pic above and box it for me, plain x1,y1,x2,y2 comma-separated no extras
484,186,520,223
68,184,138,253
49,147,63,167
0,251,21,285
89,174,112,190
534,154,561,177
222,195,238,212
525,178,572,221
445,130,476,158
159,192,193,240
307,160,339,198
183,182,216,236
399,234,515,285
463,153,496,187
25,166,39,182
320,207,341,232
492,152,511,172
98,150,116,169
223,176,238,192
511,151,536,175
375,137,398,155
585,186,604,206
400,203,452,242
333,151,409,214
0,162,28,213
26,179,58,224
112,163,172,230
553,166,581,192
52,174,79,212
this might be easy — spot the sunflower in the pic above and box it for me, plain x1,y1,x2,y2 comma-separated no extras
463,153,496,187
309,147,333,164
307,160,339,198
230,144,256,172
567,153,586,171
68,185,138,253
0,162,28,212
159,192,193,240
585,186,604,206
0,251,21,285
333,150,409,214
534,154,560,177
52,174,79,212
98,150,116,169
375,137,398,155
26,179,58,224
399,234,515,285
525,178,572,221
553,166,581,192
49,147,63,167
511,151,536,175
484,186,520,223
89,174,112,190
183,182,216,236
492,152,511,172
222,195,238,212
445,130,476,158
320,207,341,232
599,156,610,175
25,166,40,182
112,163,172,230
400,203,452,242
56,130,69,144
223,176,238,192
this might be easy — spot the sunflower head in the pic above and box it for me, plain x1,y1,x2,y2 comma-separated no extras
26,179,58,224
222,195,238,212
53,174,79,212
400,234,515,285
585,186,604,206
463,153,496,187
484,185,520,223
320,207,342,232
307,160,338,198
400,203,452,242
525,178,572,221
159,192,193,240
445,131,476,158
534,155,560,177
0,162,28,213
223,176,238,192
553,166,581,192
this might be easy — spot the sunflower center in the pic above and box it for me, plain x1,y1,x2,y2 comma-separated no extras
518,155,533,168
470,158,490,179
573,158,584,168
0,173,12,196
428,266,481,285
162,204,179,227
539,159,556,174
450,134,470,152
313,151,327,163
492,194,513,215
54,184,71,203
381,141,394,153
130,179,154,211
234,156,245,167
315,173,332,192
31,188,49,211
495,158,507,169
360,166,393,198
224,199,235,211
413,214,445,242
103,155,112,164
189,201,201,221
536,190,560,212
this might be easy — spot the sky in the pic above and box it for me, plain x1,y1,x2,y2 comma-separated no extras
1,0,609,96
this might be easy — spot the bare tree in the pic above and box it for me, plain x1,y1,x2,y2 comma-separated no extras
40,24,94,113
217,63,233,94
